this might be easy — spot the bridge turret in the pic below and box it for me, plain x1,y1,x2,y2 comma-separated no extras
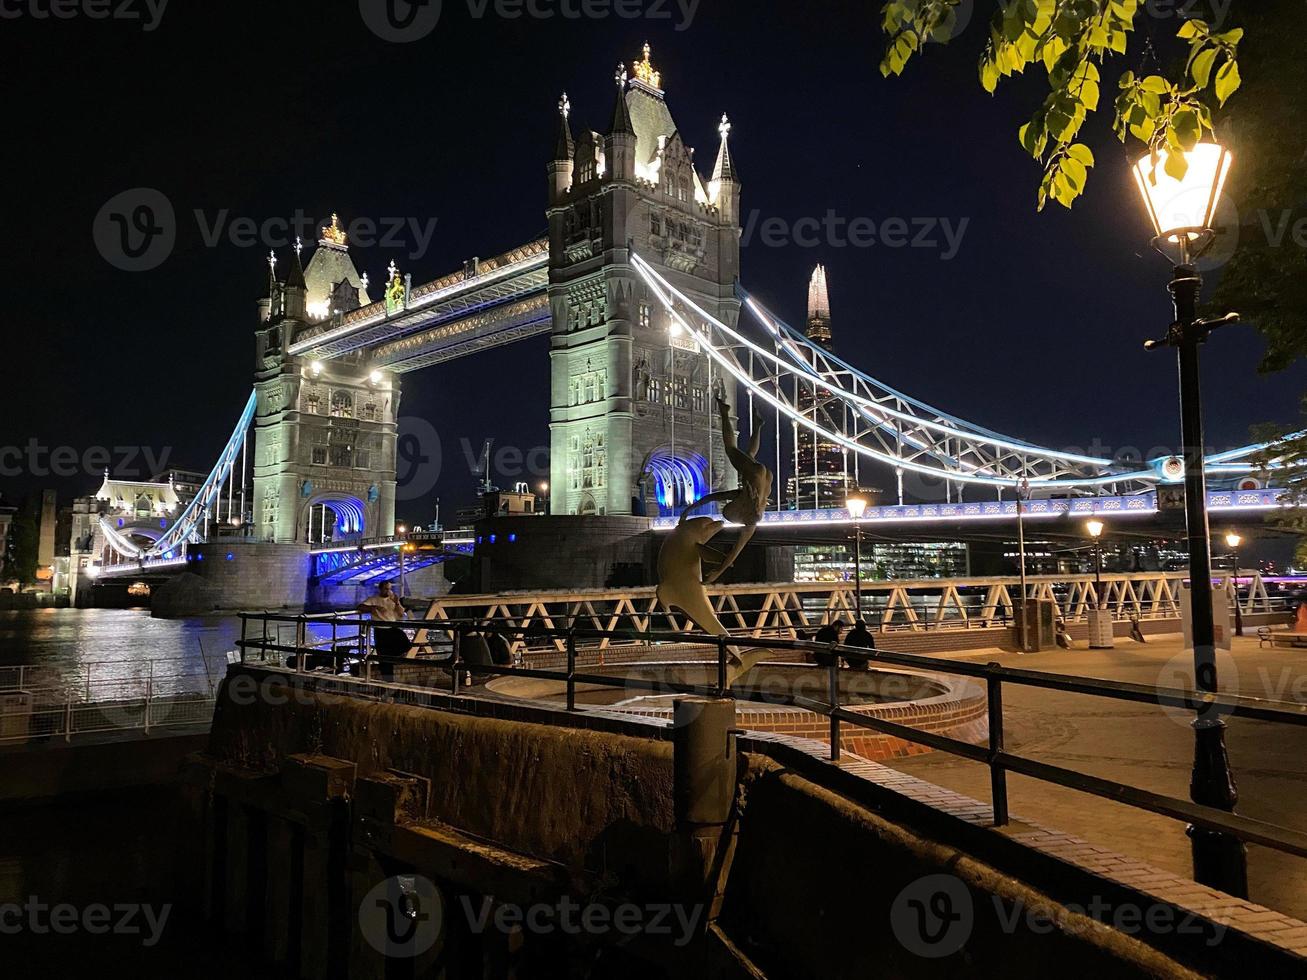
548,92,575,205
604,66,637,184
256,252,277,323
282,240,307,321
709,113,741,228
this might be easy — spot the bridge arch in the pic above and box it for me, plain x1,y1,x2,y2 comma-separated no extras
302,493,367,545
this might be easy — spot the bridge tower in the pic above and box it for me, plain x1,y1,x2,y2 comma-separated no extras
546,45,742,517
251,220,399,544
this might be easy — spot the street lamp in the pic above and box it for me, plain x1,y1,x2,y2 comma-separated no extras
1226,531,1244,637
846,492,870,620
1134,138,1247,897
540,481,550,516
1085,519,1105,606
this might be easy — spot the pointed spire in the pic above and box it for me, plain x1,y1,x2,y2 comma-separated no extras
554,91,574,160
285,245,306,290
609,65,634,135
712,113,737,182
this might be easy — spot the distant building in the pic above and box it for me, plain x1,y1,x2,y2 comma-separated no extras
794,541,970,583
786,266,867,510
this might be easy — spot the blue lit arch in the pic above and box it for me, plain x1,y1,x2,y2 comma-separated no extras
305,494,366,540
648,451,708,517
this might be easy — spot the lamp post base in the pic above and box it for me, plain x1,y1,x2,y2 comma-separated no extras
1188,717,1248,898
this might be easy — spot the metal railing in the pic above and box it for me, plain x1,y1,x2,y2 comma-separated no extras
234,611,1307,880
0,652,277,744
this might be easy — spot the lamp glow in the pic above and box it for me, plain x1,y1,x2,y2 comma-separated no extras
1086,519,1105,539
1132,142,1232,243
1225,531,1242,549
846,492,870,520
309,360,324,377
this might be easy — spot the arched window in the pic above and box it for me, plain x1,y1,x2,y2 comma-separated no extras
330,391,354,418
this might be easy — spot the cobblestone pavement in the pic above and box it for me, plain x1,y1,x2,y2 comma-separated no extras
882,633,1307,921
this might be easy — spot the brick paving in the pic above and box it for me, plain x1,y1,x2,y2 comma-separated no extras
879,632,1307,922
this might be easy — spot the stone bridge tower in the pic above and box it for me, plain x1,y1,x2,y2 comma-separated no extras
547,45,742,518
251,220,399,544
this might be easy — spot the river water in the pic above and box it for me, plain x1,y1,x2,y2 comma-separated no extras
0,608,245,697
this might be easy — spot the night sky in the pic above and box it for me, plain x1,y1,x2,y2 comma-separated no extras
5,0,1302,523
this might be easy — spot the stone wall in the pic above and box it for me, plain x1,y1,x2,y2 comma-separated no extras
471,515,655,591
151,542,310,617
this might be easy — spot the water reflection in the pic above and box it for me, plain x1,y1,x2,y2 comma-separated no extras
0,609,244,696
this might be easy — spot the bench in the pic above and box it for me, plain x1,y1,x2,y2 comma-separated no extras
1262,628,1307,649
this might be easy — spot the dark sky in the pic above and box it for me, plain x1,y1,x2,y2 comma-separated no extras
4,0,1302,523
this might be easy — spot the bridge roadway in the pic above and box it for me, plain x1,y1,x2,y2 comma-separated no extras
287,239,548,370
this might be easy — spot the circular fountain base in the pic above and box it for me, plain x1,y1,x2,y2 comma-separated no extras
485,661,988,761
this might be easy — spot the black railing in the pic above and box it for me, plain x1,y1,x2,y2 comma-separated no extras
234,612,1307,874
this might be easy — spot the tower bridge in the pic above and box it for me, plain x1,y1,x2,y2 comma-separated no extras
88,44,1292,598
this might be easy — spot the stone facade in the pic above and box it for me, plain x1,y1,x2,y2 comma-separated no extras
546,49,742,519
251,244,398,545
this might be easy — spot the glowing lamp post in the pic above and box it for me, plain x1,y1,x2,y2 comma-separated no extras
1084,519,1114,650
1135,139,1246,897
1226,531,1243,637
846,492,870,620
1085,519,1105,603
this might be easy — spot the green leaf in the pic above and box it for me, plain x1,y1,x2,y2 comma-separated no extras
1189,47,1218,89
1164,148,1190,181
1172,109,1201,151
1177,19,1203,40
1141,75,1170,94
1066,143,1095,167
980,59,1000,93
1215,60,1242,105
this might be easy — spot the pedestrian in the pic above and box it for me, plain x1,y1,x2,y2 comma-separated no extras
1129,615,1147,644
843,619,875,669
812,619,846,667
360,581,410,679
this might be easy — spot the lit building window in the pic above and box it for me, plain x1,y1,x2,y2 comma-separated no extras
330,391,354,418
639,302,651,329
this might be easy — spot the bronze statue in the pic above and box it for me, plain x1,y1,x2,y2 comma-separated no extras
654,397,775,687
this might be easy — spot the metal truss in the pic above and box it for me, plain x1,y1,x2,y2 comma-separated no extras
415,572,1278,654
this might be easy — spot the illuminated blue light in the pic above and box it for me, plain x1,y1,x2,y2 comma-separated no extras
649,451,709,517
489,534,497,544
508,533,517,543
225,553,234,561
117,519,125,528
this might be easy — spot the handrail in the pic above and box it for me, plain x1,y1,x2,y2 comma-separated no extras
233,611,1307,870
